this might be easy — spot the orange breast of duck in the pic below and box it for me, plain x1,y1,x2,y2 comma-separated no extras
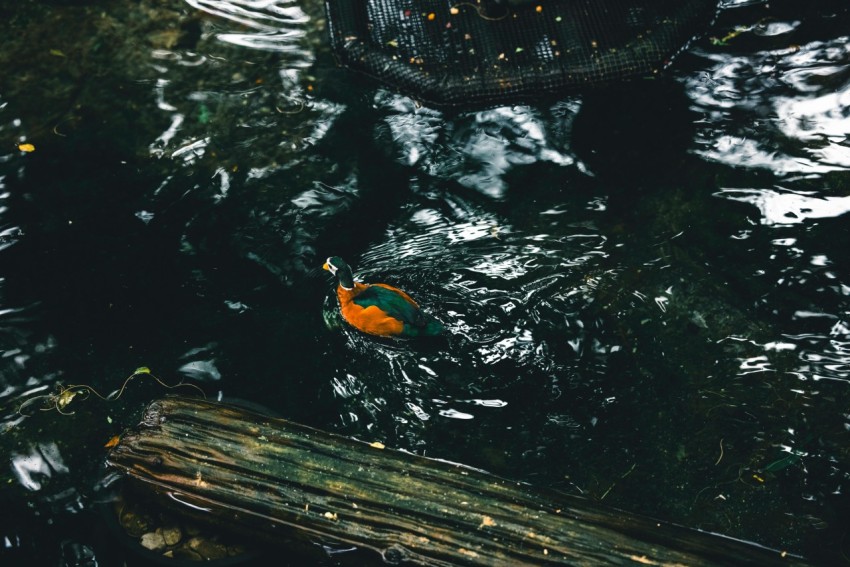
336,283,412,336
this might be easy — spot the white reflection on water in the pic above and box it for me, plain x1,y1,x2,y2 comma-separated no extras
150,114,184,157
466,398,507,408
775,84,850,142
718,0,767,7
438,409,473,420
754,21,801,38
701,136,846,175
172,137,210,163
178,359,222,381
684,30,850,176
376,92,577,198
187,0,311,54
178,343,222,381
185,0,309,31
716,188,850,225
727,311,850,406
11,442,69,491
218,30,310,54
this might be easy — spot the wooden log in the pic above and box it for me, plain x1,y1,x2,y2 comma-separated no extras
106,396,809,566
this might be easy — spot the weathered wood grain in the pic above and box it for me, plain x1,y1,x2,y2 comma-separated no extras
107,396,809,566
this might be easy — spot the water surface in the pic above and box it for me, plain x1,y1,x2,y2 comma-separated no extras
1,0,849,564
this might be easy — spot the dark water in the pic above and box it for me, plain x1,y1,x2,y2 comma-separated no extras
1,0,849,564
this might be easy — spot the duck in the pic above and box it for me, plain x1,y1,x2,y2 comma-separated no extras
323,256,445,337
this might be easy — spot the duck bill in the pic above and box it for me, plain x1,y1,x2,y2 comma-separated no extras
322,262,331,272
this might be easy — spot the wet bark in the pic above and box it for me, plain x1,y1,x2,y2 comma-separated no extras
107,396,809,566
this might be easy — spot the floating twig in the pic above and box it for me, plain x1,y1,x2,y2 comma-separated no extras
600,463,636,500
715,438,724,466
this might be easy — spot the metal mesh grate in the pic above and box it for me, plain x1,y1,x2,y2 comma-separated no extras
325,0,719,107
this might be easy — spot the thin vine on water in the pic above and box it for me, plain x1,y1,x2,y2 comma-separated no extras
17,367,206,417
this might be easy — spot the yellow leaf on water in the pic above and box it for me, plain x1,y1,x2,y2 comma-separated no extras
135,366,151,374
50,49,66,57
370,441,385,449
56,389,77,410
17,143,35,153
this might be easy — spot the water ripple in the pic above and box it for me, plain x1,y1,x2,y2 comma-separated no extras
684,32,850,176
324,187,616,451
376,93,579,198
716,187,850,225
185,0,310,32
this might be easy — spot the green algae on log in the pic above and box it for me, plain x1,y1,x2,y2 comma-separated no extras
107,396,809,566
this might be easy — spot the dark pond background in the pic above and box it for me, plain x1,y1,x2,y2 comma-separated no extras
2,0,850,565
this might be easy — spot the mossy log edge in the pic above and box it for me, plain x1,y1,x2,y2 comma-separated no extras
106,396,808,566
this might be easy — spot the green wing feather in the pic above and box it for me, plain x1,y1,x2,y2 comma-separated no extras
353,286,420,323
354,286,445,336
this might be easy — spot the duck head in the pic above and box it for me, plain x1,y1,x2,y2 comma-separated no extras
323,256,355,289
